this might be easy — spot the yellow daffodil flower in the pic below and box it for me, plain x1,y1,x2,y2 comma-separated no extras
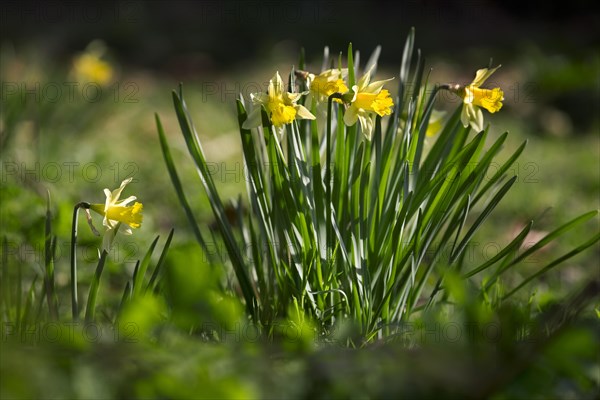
343,67,394,140
304,68,349,133
72,41,114,86
308,69,349,101
243,72,315,131
89,178,143,249
455,65,504,132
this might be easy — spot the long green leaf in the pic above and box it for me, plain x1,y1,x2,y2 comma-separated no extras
172,88,256,317
155,113,210,254
146,229,175,293
451,176,518,263
503,232,600,300
486,210,599,288
463,221,533,278
133,235,160,297
85,250,109,323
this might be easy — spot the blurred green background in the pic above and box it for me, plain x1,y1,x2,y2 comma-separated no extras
1,1,599,398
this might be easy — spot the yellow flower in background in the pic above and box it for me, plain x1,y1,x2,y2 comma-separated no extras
457,65,504,132
90,178,143,237
243,72,315,130
308,69,348,101
426,110,447,137
304,68,349,133
72,41,114,86
397,109,446,138
343,67,394,140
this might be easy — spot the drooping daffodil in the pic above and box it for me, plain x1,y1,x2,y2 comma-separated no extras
454,65,504,132
243,72,315,131
343,67,394,140
89,178,143,250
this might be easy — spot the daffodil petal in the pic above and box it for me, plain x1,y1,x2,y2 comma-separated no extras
103,216,115,229
320,68,345,80
364,77,394,94
250,92,269,105
357,113,375,140
115,195,136,207
471,65,501,88
108,178,133,207
272,72,285,97
295,105,316,120
357,65,374,89
461,104,471,128
349,85,359,102
285,92,303,103
465,104,484,132
473,108,484,132
343,105,359,126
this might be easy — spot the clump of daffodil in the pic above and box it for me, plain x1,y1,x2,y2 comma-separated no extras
72,40,114,86
89,178,143,250
243,72,315,132
343,66,394,140
449,65,504,132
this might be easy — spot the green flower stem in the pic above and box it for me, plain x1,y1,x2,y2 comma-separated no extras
44,192,58,320
71,201,90,320
326,93,343,264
